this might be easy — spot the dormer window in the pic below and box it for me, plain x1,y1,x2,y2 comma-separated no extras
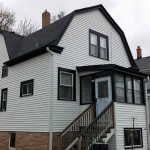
89,30,108,60
2,65,8,78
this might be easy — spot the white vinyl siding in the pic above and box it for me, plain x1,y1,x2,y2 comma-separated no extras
0,53,51,132
108,135,116,150
114,102,148,150
53,10,131,132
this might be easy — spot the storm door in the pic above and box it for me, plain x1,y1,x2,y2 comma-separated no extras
95,76,112,116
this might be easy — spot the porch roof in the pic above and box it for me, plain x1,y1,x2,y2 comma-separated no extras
77,64,148,78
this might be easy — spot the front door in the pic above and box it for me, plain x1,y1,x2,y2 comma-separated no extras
95,76,112,116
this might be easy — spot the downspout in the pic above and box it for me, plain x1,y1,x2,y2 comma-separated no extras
144,76,150,150
46,47,54,150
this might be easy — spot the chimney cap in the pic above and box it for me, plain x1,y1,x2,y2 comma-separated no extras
137,46,141,49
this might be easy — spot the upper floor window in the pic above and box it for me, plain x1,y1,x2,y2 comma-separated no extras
1,88,7,111
2,65,8,78
89,30,108,60
20,79,34,97
58,67,76,101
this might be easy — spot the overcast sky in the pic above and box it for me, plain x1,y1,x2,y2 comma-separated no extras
0,0,150,59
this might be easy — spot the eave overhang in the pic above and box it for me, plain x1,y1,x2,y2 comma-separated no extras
4,45,64,66
77,64,148,78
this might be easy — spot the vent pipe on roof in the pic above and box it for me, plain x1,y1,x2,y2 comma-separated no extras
136,46,142,59
42,10,50,28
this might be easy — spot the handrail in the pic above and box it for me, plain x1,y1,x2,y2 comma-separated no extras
60,103,95,136
59,103,96,150
75,101,114,150
79,101,113,137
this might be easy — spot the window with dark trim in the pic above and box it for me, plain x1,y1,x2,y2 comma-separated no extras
2,65,8,78
134,78,143,104
9,133,16,149
20,79,34,97
58,67,76,101
114,73,144,105
1,88,7,111
89,30,108,60
124,128,143,148
126,76,133,103
81,76,92,104
115,74,125,102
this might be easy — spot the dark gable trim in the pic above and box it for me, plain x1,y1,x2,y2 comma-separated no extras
98,5,138,70
4,45,64,66
56,4,138,69
53,12,75,45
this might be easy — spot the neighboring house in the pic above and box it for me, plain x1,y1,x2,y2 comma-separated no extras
0,4,148,150
135,46,150,128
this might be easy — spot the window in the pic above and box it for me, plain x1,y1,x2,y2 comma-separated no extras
114,73,144,105
89,30,108,60
81,76,92,104
124,128,143,148
98,81,108,98
2,65,8,78
115,74,125,102
9,133,16,149
20,79,34,97
134,79,143,104
126,76,133,103
1,88,7,111
58,68,76,100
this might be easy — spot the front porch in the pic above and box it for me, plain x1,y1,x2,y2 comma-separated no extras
59,64,146,150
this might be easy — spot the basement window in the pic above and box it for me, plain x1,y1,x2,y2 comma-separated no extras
124,128,143,148
9,133,16,149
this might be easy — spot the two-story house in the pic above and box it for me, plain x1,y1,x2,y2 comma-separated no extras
0,4,149,150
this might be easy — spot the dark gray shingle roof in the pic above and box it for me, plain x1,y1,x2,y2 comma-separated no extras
2,12,73,60
135,57,150,71
2,4,137,69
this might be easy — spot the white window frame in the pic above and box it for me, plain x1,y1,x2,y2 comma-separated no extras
20,79,33,97
22,82,32,96
60,71,73,100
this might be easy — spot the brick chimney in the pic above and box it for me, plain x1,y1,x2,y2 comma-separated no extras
42,10,50,28
136,46,142,59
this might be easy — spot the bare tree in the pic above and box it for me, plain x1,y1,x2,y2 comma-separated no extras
58,11,65,19
16,18,39,36
51,11,66,23
0,3,16,31
0,3,38,35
